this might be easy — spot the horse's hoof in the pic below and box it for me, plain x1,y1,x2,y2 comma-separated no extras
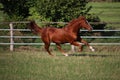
64,54,69,56
92,49,95,52
50,54,54,56
89,46,95,52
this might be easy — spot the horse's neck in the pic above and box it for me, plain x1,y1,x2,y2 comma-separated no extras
32,23,42,33
64,21,80,33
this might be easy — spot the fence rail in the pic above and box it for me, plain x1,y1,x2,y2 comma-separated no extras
1,29,120,32
0,36,120,39
1,43,120,46
0,21,120,51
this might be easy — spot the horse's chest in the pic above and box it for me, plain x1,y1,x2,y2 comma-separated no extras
68,32,77,39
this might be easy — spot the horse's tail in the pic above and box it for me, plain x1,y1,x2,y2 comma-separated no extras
28,21,42,34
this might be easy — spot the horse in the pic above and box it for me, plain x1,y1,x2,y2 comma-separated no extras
28,16,95,56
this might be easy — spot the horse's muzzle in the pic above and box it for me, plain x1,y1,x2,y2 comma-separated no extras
88,27,93,32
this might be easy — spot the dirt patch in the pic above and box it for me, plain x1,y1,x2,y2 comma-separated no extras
71,45,120,53
14,46,43,52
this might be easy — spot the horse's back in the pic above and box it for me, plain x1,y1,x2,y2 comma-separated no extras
41,27,63,41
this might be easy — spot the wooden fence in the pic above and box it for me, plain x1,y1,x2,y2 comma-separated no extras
0,21,120,51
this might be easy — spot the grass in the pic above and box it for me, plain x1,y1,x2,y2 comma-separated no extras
88,2,120,22
0,2,120,79
88,2,120,28
0,48,120,80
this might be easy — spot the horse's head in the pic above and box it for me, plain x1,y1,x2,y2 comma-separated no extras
78,16,93,31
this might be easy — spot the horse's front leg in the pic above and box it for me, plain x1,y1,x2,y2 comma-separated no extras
80,39,95,52
56,43,68,56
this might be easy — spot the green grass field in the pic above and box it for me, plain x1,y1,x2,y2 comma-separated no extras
0,48,120,80
88,2,120,22
88,2,120,28
0,2,120,80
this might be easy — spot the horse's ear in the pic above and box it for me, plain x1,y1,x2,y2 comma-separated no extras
30,20,35,24
78,16,86,20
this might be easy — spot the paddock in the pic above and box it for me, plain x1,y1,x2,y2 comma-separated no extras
0,21,120,80
0,21,120,52
0,49,120,80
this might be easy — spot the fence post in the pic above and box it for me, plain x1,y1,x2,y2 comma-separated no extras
9,23,14,51
71,45,75,52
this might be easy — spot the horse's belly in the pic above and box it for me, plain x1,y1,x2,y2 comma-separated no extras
52,37,68,44
51,34,75,44
49,30,76,44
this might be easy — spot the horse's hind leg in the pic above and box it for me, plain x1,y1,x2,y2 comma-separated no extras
71,41,83,52
44,43,54,56
56,44,68,56
81,39,95,52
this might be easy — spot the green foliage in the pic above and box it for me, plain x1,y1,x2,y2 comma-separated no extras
86,14,100,22
1,0,93,24
29,0,92,22
0,3,5,21
28,6,51,27
0,0,29,21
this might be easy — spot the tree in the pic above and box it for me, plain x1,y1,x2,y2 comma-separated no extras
0,0,92,22
28,0,92,22
0,0,29,20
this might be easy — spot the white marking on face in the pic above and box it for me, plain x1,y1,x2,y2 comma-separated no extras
86,20,93,30
86,20,91,26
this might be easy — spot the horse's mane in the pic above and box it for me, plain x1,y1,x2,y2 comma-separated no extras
65,16,86,28
64,18,78,28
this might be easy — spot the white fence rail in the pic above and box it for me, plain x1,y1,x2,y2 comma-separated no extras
0,22,120,51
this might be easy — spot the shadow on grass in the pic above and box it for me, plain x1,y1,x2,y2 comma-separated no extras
68,53,119,57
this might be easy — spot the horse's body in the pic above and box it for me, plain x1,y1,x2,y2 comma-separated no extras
29,16,95,56
42,27,76,44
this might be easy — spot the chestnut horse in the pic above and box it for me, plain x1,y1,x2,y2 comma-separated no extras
29,16,95,56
